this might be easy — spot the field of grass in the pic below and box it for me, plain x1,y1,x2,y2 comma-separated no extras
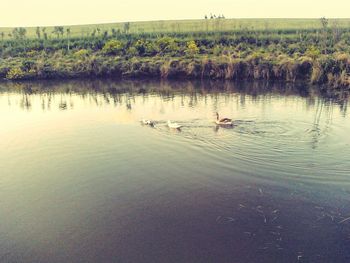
1,18,350,39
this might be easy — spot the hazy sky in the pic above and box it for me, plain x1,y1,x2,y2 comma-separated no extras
1,0,350,27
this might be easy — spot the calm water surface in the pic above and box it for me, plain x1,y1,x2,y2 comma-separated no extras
0,80,350,263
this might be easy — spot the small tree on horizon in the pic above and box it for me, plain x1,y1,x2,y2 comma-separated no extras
42,27,48,40
52,26,64,38
91,29,97,37
36,27,41,39
12,27,26,40
66,28,71,51
124,22,130,34
320,17,329,54
111,28,117,37
103,30,108,39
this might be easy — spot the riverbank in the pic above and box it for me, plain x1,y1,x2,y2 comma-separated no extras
1,53,350,90
2,18,350,90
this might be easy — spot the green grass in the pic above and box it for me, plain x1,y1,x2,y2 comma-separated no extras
1,18,350,39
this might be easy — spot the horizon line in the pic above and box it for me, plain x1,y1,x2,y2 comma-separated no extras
0,17,349,29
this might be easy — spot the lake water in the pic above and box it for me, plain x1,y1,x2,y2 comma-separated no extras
0,80,350,263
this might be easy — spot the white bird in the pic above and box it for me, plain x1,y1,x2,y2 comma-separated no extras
167,120,182,129
215,112,233,126
141,119,155,127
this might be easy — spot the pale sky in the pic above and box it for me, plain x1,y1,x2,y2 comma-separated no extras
1,0,350,27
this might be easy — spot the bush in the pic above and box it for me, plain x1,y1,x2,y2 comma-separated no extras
156,37,179,54
134,39,158,56
102,40,124,55
6,67,25,80
127,47,138,57
26,50,39,57
74,49,91,58
21,59,35,71
185,40,199,56
305,46,321,60
334,52,350,64
310,63,323,84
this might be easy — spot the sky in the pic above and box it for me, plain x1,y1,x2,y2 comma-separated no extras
1,0,350,27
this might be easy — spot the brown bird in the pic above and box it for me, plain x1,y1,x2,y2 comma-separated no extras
215,112,233,125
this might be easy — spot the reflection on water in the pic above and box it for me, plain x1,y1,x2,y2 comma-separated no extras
0,80,350,263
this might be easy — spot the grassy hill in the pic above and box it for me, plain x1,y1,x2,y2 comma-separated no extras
1,18,350,39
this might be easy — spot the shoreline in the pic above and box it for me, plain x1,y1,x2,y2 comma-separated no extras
1,55,350,91
2,18,350,91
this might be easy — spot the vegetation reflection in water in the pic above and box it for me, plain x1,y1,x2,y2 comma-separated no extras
0,80,350,263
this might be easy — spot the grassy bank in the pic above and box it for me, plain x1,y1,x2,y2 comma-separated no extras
1,18,350,90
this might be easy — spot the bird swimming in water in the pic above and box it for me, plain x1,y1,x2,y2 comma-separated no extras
141,119,155,127
215,112,233,126
167,120,182,129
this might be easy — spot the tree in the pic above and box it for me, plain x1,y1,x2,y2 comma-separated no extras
332,20,341,44
36,27,41,39
320,17,329,29
52,26,64,38
12,27,26,40
320,17,329,54
123,22,130,34
42,27,48,40
11,28,27,51
66,28,71,37
59,27,64,37
204,15,208,19
91,29,96,37
103,31,108,39
66,28,71,51
111,28,117,37
0,32,4,41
